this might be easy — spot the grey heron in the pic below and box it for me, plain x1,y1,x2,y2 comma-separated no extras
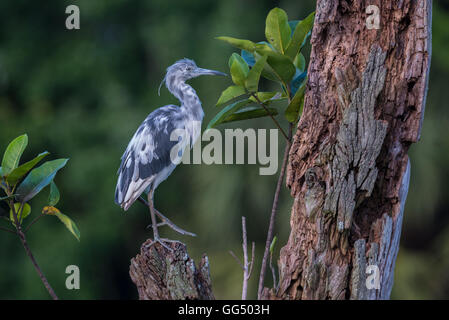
115,58,226,249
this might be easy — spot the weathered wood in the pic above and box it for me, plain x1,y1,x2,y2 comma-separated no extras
264,0,431,300
129,240,214,300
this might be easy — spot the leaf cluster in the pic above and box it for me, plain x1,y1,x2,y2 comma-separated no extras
0,134,80,240
209,8,314,129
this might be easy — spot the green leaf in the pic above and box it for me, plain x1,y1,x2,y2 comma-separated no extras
16,159,68,203
221,106,278,124
241,49,256,67
294,53,306,72
285,12,315,59
270,236,278,254
245,55,267,92
216,36,257,52
285,76,307,123
7,151,50,186
10,202,31,225
54,211,80,241
207,99,252,129
229,53,249,86
256,59,280,83
265,8,291,54
257,51,296,84
249,91,286,103
254,44,296,83
288,20,300,35
255,41,275,53
216,85,246,107
1,134,28,176
48,181,60,206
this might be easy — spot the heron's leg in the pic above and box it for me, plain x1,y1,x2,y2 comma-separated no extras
146,189,172,251
148,188,176,251
147,189,159,239
139,196,196,237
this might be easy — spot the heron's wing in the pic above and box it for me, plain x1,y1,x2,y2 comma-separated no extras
115,105,183,210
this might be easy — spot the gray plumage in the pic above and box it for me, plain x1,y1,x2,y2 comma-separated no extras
115,59,225,211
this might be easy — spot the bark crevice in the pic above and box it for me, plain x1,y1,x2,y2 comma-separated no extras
323,46,388,234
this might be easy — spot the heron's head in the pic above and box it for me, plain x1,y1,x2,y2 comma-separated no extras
159,59,226,95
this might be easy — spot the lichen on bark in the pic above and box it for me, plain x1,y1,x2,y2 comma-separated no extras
323,46,388,233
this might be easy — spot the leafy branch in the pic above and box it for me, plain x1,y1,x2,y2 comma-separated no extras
250,92,289,141
0,134,81,299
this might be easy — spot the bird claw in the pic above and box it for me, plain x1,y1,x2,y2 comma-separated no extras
139,196,197,237
146,222,167,228
145,237,183,252
147,211,197,237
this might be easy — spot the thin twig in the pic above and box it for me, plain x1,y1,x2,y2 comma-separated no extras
0,226,16,235
269,250,278,290
229,217,255,300
257,122,293,299
248,242,255,278
17,231,59,300
241,217,249,300
250,93,290,141
229,250,244,270
24,214,44,233
8,195,58,300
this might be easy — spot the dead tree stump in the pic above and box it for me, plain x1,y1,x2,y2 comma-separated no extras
129,240,214,300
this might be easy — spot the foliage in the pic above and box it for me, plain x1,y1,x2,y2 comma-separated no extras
0,134,80,240
209,8,314,129
212,8,314,298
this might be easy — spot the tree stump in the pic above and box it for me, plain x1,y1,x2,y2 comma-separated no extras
129,240,214,300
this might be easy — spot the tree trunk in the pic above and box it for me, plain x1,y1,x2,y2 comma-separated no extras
263,0,432,300
129,240,214,300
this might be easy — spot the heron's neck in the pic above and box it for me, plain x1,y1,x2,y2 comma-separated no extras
168,81,204,121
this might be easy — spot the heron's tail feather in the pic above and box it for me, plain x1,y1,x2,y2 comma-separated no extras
116,175,153,211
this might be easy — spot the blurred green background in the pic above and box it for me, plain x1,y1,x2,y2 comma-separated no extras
0,0,447,300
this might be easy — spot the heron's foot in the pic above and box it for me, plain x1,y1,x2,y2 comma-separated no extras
139,196,196,237
145,237,181,252
147,209,197,237
146,222,166,228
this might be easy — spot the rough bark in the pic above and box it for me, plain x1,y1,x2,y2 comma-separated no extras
263,0,432,300
129,240,214,300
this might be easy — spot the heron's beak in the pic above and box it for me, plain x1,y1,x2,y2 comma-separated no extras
196,68,227,77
